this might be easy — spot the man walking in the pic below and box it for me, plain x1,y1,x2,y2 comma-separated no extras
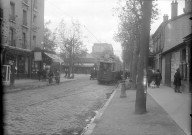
174,68,182,93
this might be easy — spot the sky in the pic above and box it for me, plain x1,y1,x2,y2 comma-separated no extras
44,0,185,58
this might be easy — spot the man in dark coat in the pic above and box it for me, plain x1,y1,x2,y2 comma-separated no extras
155,69,162,88
174,68,182,93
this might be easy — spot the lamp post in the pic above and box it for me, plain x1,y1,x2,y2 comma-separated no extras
120,44,127,98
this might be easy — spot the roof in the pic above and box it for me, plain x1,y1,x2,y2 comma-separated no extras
152,12,192,38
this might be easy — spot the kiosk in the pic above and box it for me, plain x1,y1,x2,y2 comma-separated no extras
2,65,11,85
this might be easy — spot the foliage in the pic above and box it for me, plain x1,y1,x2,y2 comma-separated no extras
56,19,88,61
114,0,159,44
44,21,57,52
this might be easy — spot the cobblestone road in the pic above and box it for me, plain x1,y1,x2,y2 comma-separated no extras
4,75,117,135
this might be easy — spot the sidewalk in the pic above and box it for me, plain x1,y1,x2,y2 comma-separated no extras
3,73,76,93
148,86,191,135
83,86,189,135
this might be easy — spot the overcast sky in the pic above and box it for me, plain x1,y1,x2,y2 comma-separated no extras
44,0,185,58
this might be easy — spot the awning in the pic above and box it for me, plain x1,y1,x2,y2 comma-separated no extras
74,63,95,67
44,52,63,63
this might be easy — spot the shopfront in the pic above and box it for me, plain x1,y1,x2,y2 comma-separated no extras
2,45,32,80
32,50,63,79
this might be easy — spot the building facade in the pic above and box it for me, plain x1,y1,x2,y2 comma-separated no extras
92,43,114,58
1,0,44,80
152,0,192,92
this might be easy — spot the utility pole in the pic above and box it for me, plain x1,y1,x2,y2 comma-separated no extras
135,0,152,114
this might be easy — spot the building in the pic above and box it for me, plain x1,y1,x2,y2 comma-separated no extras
1,0,44,80
152,0,192,92
92,43,114,58
63,43,115,74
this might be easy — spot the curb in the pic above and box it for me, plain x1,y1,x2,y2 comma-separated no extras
81,87,119,135
4,79,76,93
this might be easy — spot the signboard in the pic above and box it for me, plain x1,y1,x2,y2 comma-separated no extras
34,52,42,61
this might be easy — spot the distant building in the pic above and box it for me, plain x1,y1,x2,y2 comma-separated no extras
152,0,192,92
1,0,44,79
63,43,115,74
92,43,114,58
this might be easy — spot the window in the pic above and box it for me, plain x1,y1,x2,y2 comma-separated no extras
10,2,15,21
23,10,27,26
33,35,36,47
9,28,15,46
22,32,26,48
33,0,37,9
33,14,37,25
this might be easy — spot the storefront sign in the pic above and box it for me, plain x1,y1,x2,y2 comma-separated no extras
34,52,42,61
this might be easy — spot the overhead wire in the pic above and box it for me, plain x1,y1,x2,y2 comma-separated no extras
45,0,101,43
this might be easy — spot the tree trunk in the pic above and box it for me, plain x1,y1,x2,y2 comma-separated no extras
135,0,152,114
131,39,139,89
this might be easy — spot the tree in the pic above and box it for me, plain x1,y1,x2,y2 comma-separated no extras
114,0,159,89
114,0,158,114
135,0,152,114
55,19,86,78
44,21,57,52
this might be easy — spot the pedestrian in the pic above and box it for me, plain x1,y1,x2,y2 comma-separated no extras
64,68,68,78
48,69,54,84
38,69,42,81
55,70,60,84
150,69,156,87
147,69,153,87
174,68,182,93
155,69,162,88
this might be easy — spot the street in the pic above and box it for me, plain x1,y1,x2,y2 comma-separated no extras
4,75,117,135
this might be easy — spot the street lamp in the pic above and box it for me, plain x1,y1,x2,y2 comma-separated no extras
120,43,127,98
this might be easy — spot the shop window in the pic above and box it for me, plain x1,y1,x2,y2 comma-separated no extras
18,56,25,74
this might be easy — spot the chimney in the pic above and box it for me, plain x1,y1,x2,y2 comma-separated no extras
163,14,169,22
183,0,192,13
171,0,178,19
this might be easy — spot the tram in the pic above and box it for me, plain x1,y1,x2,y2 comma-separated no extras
97,57,120,84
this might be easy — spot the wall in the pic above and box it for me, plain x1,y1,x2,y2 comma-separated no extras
1,0,44,50
162,56,165,84
164,13,192,52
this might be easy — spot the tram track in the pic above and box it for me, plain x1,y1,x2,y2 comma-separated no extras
5,80,117,112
